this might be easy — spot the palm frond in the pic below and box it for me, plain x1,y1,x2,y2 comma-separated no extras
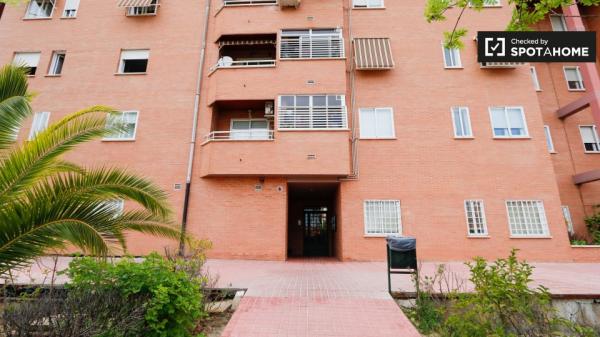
0,65,32,150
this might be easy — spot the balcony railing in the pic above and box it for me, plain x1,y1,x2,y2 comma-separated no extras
127,3,159,16
209,59,276,72
278,106,348,129
204,130,275,141
223,0,277,5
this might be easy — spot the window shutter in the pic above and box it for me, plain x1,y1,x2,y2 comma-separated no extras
490,108,507,128
359,109,377,138
375,108,394,138
580,126,597,143
13,52,41,67
121,49,149,60
64,0,80,10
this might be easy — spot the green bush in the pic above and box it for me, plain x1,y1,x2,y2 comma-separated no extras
407,250,596,337
67,253,205,337
584,209,600,244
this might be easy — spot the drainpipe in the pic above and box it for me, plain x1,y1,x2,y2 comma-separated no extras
342,0,359,180
179,0,211,256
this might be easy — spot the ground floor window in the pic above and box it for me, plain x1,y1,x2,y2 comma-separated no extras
465,200,487,236
506,200,549,237
364,200,401,235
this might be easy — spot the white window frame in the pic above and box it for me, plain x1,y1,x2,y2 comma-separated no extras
280,29,345,60
353,0,384,8
103,111,139,141
47,50,65,76
363,200,401,236
28,111,50,140
359,107,395,139
563,66,585,91
550,15,568,32
561,205,574,235
277,95,348,130
579,125,600,153
489,106,530,138
118,49,150,74
62,0,79,18
530,66,541,91
451,106,473,138
442,43,462,69
13,52,41,76
506,200,550,237
543,125,556,153
24,0,55,19
229,118,271,140
464,200,488,237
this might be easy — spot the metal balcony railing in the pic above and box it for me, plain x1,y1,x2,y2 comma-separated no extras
127,3,159,16
223,0,277,5
204,130,275,141
278,106,348,129
280,36,345,59
210,59,276,72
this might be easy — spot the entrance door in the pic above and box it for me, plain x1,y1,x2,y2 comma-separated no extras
303,207,329,257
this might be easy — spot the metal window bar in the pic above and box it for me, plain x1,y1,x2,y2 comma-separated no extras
204,130,274,141
209,59,276,72
281,32,344,59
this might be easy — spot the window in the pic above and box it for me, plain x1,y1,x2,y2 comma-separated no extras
506,200,549,237
579,125,600,153
465,200,488,236
278,95,347,129
544,125,555,153
353,0,384,8
561,205,574,235
48,51,65,75
280,29,344,59
451,106,473,138
442,45,462,68
13,52,41,76
104,111,139,141
106,199,125,216
25,0,54,19
482,0,501,6
359,108,395,139
230,119,270,140
364,200,401,235
564,66,585,91
127,0,159,16
550,15,567,31
530,66,541,91
489,106,529,138
118,49,149,74
62,0,79,17
28,111,50,140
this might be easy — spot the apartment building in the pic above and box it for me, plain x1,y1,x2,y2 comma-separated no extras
0,0,598,262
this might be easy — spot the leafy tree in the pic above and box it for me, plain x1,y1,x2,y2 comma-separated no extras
0,64,181,274
425,0,600,48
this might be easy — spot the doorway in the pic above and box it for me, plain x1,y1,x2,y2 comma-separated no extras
287,183,339,258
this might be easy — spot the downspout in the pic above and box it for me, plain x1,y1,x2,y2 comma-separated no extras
179,0,211,255
342,0,359,180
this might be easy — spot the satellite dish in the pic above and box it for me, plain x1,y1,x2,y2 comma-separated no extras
221,56,233,67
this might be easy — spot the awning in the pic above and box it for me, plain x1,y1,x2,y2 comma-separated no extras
353,38,394,70
218,39,277,49
117,0,154,7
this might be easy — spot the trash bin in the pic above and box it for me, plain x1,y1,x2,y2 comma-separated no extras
386,236,417,294
386,236,417,270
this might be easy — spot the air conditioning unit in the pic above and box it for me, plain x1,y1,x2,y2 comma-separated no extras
279,0,301,8
480,62,525,68
265,102,274,117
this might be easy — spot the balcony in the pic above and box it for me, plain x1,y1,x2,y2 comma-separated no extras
203,100,275,143
210,34,277,73
200,131,350,177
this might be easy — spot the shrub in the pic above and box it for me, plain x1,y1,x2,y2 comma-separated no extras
1,288,147,337
584,208,600,244
66,253,205,337
407,250,596,337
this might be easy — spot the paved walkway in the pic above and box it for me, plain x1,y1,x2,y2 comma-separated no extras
206,258,421,337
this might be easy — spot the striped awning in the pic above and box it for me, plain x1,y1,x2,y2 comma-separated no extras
117,0,153,7
218,39,277,49
353,38,395,70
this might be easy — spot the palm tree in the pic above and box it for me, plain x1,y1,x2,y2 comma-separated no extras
0,64,181,274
